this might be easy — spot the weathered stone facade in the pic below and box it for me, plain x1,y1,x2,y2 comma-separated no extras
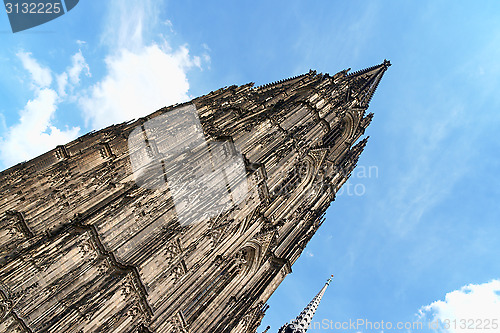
0,61,389,333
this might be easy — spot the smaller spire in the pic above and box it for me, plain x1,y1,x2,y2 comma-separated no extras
277,276,334,333
338,137,369,178
349,137,369,160
360,112,374,129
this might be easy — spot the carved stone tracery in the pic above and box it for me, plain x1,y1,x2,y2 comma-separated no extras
0,61,389,333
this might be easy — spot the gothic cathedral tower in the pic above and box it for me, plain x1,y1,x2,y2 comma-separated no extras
0,61,390,333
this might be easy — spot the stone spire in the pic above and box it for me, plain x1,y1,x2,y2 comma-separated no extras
347,59,391,108
342,136,369,174
278,276,333,333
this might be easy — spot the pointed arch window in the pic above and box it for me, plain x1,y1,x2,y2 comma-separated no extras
271,162,308,198
182,249,252,324
322,119,347,147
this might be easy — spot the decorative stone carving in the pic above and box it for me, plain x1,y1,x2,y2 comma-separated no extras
0,61,389,333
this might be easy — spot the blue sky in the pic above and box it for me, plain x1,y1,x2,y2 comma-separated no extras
1,1,500,333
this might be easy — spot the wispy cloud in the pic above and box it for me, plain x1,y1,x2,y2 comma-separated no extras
68,50,91,86
383,102,470,236
100,0,161,52
17,51,52,88
378,26,500,238
57,49,91,97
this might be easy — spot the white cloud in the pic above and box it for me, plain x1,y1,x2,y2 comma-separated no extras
417,280,500,333
79,43,198,129
164,19,174,33
56,72,68,96
0,88,79,167
79,0,209,129
68,50,91,85
17,51,52,88
0,52,83,169
57,50,91,97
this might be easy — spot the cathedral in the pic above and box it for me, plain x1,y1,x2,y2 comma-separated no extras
0,60,390,333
